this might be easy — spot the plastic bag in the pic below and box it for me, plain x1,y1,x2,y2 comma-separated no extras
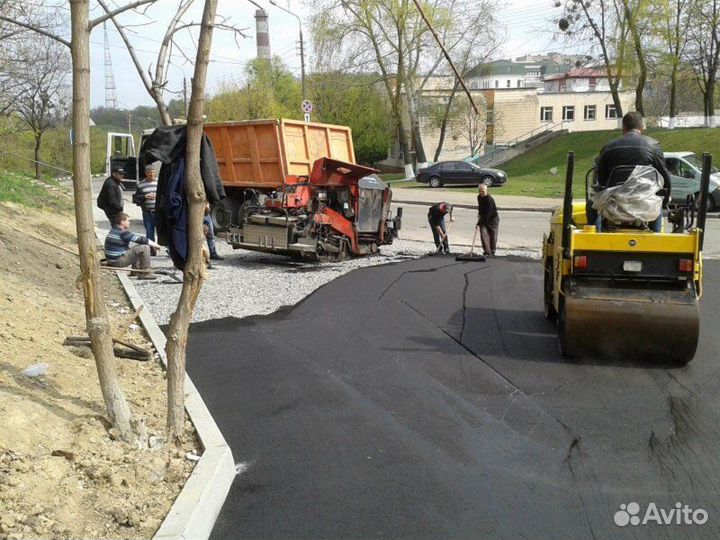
592,165,663,224
21,363,49,378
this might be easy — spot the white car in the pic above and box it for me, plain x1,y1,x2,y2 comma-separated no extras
664,151,720,211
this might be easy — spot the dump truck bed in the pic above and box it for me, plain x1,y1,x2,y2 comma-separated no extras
203,119,356,189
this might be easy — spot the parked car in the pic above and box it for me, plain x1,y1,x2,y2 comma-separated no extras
416,161,507,188
664,152,720,211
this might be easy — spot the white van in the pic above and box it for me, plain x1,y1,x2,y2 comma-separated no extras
105,130,157,191
664,152,720,211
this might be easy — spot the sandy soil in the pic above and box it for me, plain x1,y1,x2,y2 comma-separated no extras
0,201,199,540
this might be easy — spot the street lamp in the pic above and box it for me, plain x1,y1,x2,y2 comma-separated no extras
268,0,306,102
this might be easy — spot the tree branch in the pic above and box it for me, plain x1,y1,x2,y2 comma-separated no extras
0,16,70,47
89,0,157,29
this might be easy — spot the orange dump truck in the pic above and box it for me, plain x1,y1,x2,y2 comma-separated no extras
204,119,401,259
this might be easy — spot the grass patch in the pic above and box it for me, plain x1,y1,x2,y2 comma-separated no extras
393,127,720,198
0,171,73,211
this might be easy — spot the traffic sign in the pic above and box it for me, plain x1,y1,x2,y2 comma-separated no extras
301,99,313,113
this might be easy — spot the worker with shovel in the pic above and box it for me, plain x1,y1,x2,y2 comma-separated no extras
428,202,454,254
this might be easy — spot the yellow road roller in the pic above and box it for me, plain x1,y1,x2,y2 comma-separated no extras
542,152,713,364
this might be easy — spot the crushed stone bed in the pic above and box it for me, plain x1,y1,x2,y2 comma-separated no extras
133,238,540,324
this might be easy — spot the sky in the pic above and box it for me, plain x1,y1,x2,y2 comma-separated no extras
91,0,587,112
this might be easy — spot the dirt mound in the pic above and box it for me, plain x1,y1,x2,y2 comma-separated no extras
0,202,199,540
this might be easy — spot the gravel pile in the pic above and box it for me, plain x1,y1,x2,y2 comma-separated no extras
132,238,540,325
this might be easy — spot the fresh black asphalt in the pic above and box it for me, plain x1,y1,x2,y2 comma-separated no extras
186,256,720,540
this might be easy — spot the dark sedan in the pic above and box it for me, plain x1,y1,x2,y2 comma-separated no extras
416,161,507,188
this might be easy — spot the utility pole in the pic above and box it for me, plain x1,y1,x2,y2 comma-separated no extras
269,0,306,101
183,77,188,119
410,0,478,115
299,27,306,101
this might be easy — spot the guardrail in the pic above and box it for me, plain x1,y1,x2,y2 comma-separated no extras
0,150,72,176
472,121,567,165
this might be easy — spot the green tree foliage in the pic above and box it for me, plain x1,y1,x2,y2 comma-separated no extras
206,57,303,121
309,72,391,164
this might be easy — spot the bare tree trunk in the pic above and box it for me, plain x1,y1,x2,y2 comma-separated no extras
707,78,716,127
624,1,646,115
70,0,141,443
165,0,218,441
405,79,428,169
669,60,678,129
34,133,41,179
434,84,457,162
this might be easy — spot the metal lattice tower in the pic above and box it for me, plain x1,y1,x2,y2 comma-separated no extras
103,23,118,109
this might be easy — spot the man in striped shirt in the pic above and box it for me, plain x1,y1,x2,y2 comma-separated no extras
134,164,158,254
104,213,161,279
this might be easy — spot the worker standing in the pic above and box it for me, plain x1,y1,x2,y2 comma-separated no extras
428,202,453,254
594,111,671,232
204,203,224,261
97,167,125,226
134,164,158,254
477,184,499,256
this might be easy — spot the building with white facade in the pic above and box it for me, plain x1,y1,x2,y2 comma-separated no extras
379,61,633,169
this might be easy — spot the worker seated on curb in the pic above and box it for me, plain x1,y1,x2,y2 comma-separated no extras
428,202,454,254
590,111,671,232
104,212,161,279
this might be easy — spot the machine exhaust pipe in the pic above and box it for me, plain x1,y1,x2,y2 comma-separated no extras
697,152,712,250
561,152,575,259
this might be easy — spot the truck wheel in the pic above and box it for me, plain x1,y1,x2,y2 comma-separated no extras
211,199,237,232
236,200,255,225
429,176,442,188
543,258,557,321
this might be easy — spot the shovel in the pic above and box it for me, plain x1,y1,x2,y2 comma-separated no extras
456,225,486,262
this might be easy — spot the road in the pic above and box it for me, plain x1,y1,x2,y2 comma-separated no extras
392,203,548,251
187,256,720,540
92,179,720,258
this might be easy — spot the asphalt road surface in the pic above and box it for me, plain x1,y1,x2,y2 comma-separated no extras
187,256,720,540
391,203,549,250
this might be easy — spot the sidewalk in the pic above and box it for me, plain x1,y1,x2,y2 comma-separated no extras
391,187,561,212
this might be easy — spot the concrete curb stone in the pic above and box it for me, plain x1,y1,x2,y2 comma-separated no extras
117,272,235,540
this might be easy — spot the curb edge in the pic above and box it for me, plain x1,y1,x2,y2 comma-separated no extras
117,272,235,540
392,199,556,213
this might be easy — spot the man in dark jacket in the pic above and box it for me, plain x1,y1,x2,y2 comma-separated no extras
428,202,453,254
477,184,499,256
595,111,671,232
138,126,226,270
97,167,126,225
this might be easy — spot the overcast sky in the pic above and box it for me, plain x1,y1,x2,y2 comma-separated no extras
91,0,584,111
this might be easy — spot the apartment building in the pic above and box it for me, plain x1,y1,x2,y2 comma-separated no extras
379,63,634,167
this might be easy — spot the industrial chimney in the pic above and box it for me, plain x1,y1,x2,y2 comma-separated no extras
255,9,270,60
